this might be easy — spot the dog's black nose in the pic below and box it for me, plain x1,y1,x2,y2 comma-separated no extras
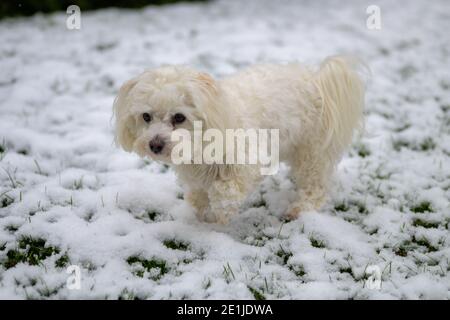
149,136,165,154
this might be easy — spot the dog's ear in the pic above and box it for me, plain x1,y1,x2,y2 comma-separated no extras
113,78,139,152
197,72,218,95
190,72,233,132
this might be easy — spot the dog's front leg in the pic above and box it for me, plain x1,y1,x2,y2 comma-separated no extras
207,179,246,224
185,189,209,221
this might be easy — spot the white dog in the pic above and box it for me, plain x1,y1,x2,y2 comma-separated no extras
113,56,366,224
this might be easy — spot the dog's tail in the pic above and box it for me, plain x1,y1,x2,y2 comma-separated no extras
312,55,368,153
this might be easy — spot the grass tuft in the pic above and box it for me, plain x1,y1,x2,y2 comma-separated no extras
355,144,371,158
247,286,266,300
222,263,236,282
146,210,159,221
394,241,414,257
411,201,433,213
392,139,410,151
127,256,168,280
394,236,439,257
1,194,14,208
310,236,326,249
289,264,306,277
4,237,59,269
5,225,19,232
419,138,436,151
334,203,349,212
412,236,438,252
393,138,436,152
163,239,189,251
412,219,439,229
118,289,140,300
339,266,354,277
334,201,368,214
55,253,70,268
276,246,292,265
72,178,83,190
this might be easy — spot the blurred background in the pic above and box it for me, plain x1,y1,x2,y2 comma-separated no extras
0,0,208,19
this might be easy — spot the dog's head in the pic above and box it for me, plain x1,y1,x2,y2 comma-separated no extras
113,66,230,163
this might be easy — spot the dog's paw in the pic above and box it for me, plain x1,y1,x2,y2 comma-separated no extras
206,207,239,225
285,206,301,221
203,208,219,223
284,205,310,220
284,201,316,220
211,210,236,225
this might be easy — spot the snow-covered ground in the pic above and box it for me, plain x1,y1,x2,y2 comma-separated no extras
0,0,449,299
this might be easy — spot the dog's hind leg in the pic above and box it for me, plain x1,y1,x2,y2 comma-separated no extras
286,150,333,219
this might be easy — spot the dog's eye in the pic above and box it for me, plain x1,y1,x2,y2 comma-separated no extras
172,113,186,125
142,113,152,123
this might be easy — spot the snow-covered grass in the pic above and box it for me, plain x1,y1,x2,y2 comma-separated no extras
0,0,449,299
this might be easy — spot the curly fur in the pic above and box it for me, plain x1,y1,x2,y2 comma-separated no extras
113,56,366,224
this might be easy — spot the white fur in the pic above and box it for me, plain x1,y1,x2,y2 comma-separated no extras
113,56,366,224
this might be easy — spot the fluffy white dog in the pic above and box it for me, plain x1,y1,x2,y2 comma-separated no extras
113,56,366,224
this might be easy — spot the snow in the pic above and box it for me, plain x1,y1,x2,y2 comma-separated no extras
0,0,449,299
